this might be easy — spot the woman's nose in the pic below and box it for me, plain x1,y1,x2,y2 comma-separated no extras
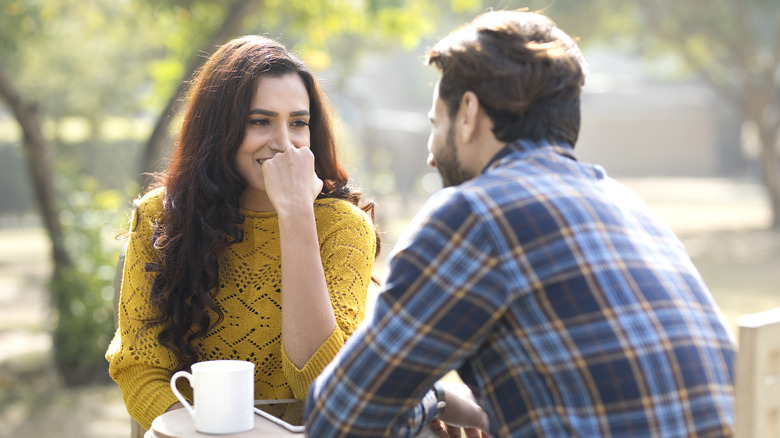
269,127,292,152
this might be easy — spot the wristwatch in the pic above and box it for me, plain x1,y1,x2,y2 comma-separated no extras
432,382,447,420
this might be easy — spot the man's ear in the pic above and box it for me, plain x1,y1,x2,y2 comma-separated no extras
458,91,481,144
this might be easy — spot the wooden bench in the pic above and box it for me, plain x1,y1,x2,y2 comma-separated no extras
736,306,780,438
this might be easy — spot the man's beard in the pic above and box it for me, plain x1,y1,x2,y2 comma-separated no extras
436,125,473,188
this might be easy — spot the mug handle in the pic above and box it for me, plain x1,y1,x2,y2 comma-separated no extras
170,370,196,419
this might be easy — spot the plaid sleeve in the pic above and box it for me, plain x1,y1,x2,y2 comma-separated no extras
304,189,505,437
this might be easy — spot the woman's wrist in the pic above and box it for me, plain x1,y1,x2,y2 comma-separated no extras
273,199,316,219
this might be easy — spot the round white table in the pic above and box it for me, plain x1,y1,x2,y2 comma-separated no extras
144,407,439,437
144,408,300,438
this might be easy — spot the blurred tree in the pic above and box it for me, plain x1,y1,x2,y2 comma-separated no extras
51,173,125,385
508,0,780,229
0,64,68,264
634,0,780,229
0,0,66,266
0,0,164,384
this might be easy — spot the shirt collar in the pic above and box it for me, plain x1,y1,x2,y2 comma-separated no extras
482,138,576,173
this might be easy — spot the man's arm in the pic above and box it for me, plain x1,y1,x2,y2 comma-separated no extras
304,190,505,437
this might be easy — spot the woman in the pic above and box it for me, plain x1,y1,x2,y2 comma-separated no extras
106,35,379,430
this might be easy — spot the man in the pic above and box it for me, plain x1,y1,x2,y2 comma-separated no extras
305,10,736,437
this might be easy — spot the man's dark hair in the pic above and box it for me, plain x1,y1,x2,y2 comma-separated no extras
426,10,587,146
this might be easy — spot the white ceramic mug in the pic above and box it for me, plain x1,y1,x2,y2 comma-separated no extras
170,360,255,434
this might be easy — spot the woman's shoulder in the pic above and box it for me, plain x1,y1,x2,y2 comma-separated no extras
314,198,376,251
314,197,371,223
133,186,167,221
313,198,376,240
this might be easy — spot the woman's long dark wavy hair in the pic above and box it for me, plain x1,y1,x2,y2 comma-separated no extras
141,35,379,372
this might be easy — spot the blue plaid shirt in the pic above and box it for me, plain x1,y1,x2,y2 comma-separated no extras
305,140,736,437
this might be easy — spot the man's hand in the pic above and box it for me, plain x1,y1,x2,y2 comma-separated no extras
429,382,491,437
429,419,488,438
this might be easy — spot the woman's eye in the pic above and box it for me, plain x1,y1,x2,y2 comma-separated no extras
291,119,309,128
249,118,270,126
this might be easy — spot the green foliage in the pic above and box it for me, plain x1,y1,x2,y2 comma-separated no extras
246,0,483,71
50,172,125,386
0,0,46,66
3,0,174,120
485,0,640,43
139,2,228,108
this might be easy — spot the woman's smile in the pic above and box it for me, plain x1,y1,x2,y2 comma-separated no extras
235,73,311,211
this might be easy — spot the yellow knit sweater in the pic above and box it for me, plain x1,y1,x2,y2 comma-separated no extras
106,187,376,429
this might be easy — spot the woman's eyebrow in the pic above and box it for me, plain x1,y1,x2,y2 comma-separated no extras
248,108,277,116
247,109,310,117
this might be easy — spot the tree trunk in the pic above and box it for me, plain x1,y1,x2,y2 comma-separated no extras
757,119,780,230
2,61,129,386
744,72,780,230
139,0,265,187
638,0,780,231
0,63,71,268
